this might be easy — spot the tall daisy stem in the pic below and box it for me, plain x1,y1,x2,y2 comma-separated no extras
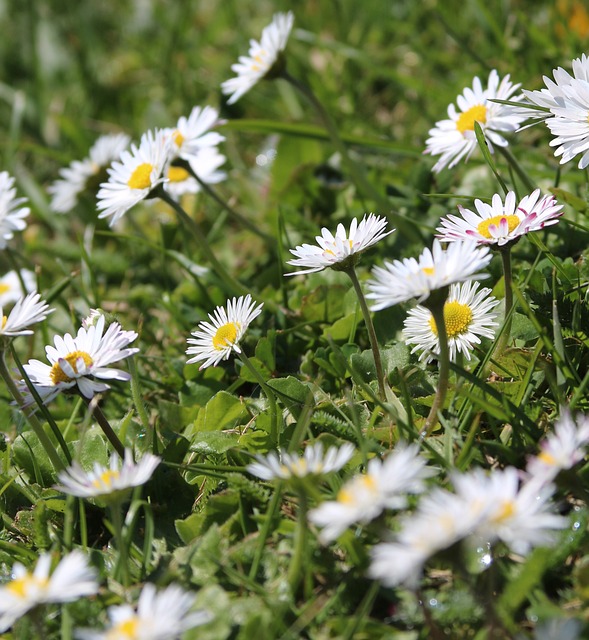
127,356,151,442
287,490,308,595
494,247,513,356
109,502,130,587
343,265,386,401
81,396,126,458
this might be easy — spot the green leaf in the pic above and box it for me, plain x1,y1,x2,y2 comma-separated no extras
188,391,249,436
266,376,312,419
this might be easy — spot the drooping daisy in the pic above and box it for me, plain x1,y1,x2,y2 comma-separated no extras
75,583,211,640
436,190,563,246
308,444,434,543
186,294,263,370
366,239,492,310
0,551,99,633
247,442,355,481
221,11,294,105
97,129,171,226
0,291,53,338
0,171,29,249
164,147,227,200
167,105,225,161
286,214,394,275
48,133,131,213
56,449,161,502
19,314,139,405
403,280,500,362
425,70,526,173
0,269,35,306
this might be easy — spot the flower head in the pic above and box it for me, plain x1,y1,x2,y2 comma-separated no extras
75,583,211,640
56,449,160,502
366,239,492,310
167,106,225,161
247,442,355,481
0,269,35,306
221,12,294,105
437,190,563,246
403,280,499,362
0,291,53,338
97,129,171,226
164,147,227,200
0,551,98,633
0,171,29,248
186,294,263,370
20,314,138,405
425,70,525,172
48,133,131,213
286,214,394,275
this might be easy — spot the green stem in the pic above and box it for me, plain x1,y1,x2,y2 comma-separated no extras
494,247,513,357
249,484,283,580
497,146,536,193
280,70,420,242
287,491,308,594
238,351,279,448
0,348,66,472
109,502,129,587
81,395,126,458
127,356,151,443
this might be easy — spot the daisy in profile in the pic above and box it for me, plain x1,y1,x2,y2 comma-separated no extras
48,132,131,213
425,70,525,173
97,129,171,226
366,239,492,310
221,11,294,104
0,551,98,633
286,214,394,275
0,291,53,338
164,147,227,200
0,171,29,248
186,294,263,370
0,269,35,306
247,442,355,481
76,583,211,640
19,314,138,405
308,444,434,543
403,280,499,362
56,449,161,502
436,190,563,246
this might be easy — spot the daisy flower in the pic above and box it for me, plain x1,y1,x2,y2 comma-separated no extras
403,280,500,362
0,171,29,248
186,294,263,370
48,133,131,213
425,70,525,172
0,269,35,306
75,583,211,640
19,314,139,405
56,449,161,502
436,190,563,246
97,129,171,226
308,444,434,543
366,239,492,310
221,11,294,105
164,147,227,200
0,551,98,633
286,214,394,275
247,442,355,481
167,105,225,161
0,291,53,338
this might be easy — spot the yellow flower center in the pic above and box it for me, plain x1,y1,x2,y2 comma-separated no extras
429,301,473,338
476,214,520,239
167,166,190,183
537,451,557,465
7,573,49,599
49,351,94,385
108,617,140,639
127,163,153,190
492,500,515,523
173,130,184,148
422,266,435,276
337,474,377,505
212,322,239,350
456,104,487,134
0,283,11,295
1,315,7,329
92,469,121,490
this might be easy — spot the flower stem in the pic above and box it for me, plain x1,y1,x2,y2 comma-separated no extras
127,356,151,444
344,265,386,401
494,247,513,357
287,491,308,595
109,502,129,587
81,395,126,458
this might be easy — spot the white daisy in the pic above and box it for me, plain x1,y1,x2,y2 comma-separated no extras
425,69,525,172
167,105,225,161
366,239,492,310
286,214,394,275
0,291,53,338
0,551,98,633
221,11,294,105
247,442,355,481
0,171,29,249
436,190,563,246
56,449,160,501
97,129,171,226
164,147,227,200
308,444,434,543
48,133,131,213
0,269,35,306
526,411,589,484
403,280,500,362
186,294,263,370
75,583,211,640
19,314,139,405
